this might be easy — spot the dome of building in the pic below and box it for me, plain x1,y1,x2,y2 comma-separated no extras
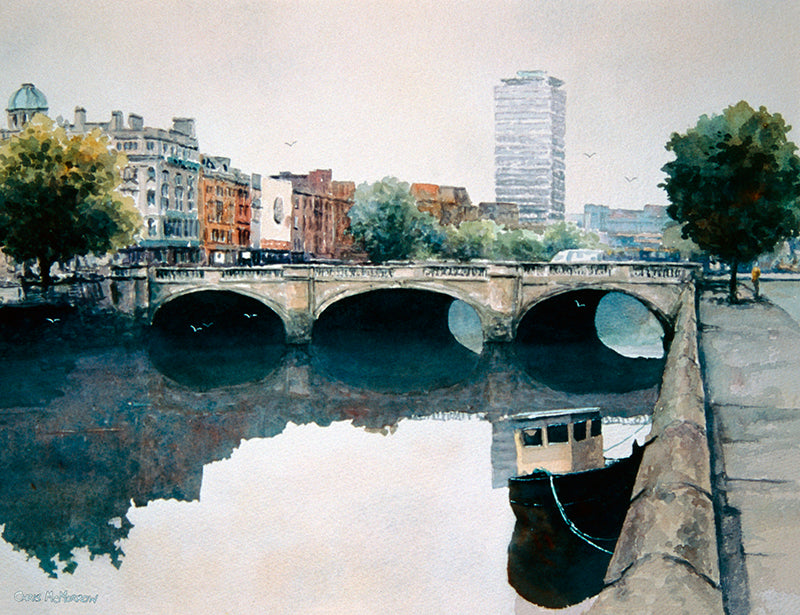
7,83,48,112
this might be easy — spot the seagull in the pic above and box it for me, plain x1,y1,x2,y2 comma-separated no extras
583,152,597,158
625,176,638,182
45,317,60,323
285,140,297,147
201,322,214,328
189,324,203,333
575,299,586,308
244,313,257,319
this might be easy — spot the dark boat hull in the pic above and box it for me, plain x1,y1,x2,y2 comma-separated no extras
507,443,644,608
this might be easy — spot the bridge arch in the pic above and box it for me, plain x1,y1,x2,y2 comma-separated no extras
516,283,675,340
313,283,497,342
150,287,291,337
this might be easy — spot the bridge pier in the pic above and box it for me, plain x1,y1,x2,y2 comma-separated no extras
483,312,516,343
285,310,314,344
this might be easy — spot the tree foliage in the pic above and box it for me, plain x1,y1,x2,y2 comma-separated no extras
541,221,599,260
347,177,442,263
442,219,499,261
661,101,800,300
0,115,141,288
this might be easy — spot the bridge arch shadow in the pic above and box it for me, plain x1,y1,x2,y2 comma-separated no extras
148,290,287,389
311,288,483,393
514,287,671,394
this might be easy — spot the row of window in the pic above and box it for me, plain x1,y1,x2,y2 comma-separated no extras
520,419,602,447
146,217,199,238
115,140,194,160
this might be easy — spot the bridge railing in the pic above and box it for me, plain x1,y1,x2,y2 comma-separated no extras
138,261,700,284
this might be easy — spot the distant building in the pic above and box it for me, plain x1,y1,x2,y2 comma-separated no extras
256,177,293,253
199,155,254,265
273,170,356,260
494,71,566,225
478,202,520,228
410,183,477,226
582,203,669,250
3,83,48,138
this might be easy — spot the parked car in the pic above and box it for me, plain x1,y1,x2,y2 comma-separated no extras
550,249,606,263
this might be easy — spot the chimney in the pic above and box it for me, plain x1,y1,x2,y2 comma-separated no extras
128,113,143,131
74,107,86,132
172,117,195,138
111,110,123,131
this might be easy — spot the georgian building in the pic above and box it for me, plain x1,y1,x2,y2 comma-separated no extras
198,155,255,265
272,169,356,261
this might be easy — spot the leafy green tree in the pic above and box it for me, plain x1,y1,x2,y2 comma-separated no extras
493,228,546,261
661,101,800,301
347,176,442,263
0,115,140,289
442,219,499,261
541,221,599,259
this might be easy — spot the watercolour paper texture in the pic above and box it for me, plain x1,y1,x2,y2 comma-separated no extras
0,2,798,614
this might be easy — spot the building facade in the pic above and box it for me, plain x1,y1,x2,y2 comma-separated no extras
582,203,669,251
273,169,356,261
410,183,477,227
198,155,254,265
494,70,566,225
256,177,294,253
3,83,48,138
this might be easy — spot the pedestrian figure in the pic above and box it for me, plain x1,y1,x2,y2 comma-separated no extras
751,265,761,300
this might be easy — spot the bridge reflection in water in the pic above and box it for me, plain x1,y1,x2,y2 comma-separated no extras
0,286,663,612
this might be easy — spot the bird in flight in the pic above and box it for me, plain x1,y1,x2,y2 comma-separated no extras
189,324,203,333
45,317,60,323
583,152,597,158
285,140,297,147
574,299,586,308
625,176,638,182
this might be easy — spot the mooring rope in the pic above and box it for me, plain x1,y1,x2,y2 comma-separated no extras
548,473,614,555
603,422,650,455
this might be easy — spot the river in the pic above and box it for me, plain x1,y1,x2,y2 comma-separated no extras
0,291,665,614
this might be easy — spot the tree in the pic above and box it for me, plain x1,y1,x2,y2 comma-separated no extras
493,228,546,261
0,115,140,289
442,219,499,261
347,176,442,263
661,101,800,301
541,221,599,259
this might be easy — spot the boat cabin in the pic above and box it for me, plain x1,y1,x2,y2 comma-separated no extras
505,408,604,476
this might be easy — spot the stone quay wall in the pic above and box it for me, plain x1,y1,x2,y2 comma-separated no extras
588,283,724,614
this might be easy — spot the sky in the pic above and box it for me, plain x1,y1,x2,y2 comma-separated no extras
1,0,798,214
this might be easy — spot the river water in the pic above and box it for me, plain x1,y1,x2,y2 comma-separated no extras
0,291,664,614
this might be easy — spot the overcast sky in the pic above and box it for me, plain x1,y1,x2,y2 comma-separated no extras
1,0,798,213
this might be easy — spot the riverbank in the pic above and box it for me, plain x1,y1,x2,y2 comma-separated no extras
698,286,800,614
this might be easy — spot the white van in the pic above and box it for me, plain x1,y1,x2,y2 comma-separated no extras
550,249,605,263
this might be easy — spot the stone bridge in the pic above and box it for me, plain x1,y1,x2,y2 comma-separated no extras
109,261,699,343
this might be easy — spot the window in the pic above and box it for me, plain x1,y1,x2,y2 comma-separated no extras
574,421,587,441
175,174,182,186
122,166,137,181
591,420,602,437
161,183,169,197
175,187,184,211
547,423,569,444
147,141,155,151
161,197,169,211
147,218,157,237
521,428,542,447
147,190,155,207
147,167,156,181
273,196,284,223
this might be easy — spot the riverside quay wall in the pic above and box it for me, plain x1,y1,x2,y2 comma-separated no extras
588,283,723,614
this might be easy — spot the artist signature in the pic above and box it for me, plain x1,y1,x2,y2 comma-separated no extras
14,590,99,604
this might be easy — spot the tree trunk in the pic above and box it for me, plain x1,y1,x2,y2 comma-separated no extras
729,258,738,303
38,256,53,291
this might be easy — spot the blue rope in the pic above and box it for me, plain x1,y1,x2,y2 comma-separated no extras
548,473,614,555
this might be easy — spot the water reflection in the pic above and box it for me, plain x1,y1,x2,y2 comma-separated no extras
0,302,662,612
